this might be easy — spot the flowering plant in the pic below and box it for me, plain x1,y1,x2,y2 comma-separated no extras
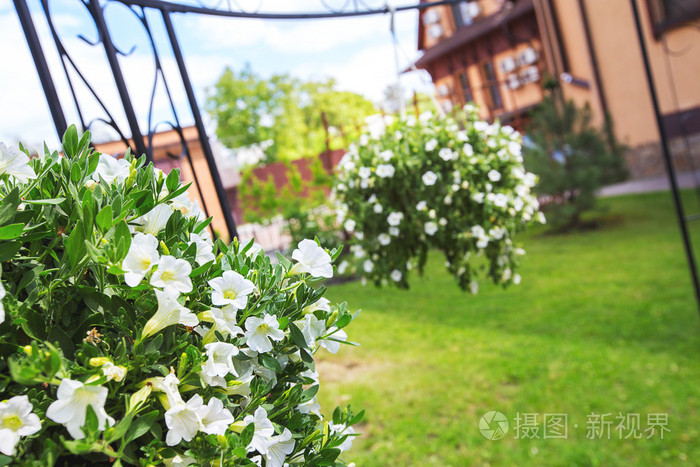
0,126,360,466
333,106,545,291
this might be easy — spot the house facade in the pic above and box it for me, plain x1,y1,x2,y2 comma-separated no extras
415,0,700,177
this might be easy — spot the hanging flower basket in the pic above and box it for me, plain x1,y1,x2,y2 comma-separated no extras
333,105,545,291
0,126,361,466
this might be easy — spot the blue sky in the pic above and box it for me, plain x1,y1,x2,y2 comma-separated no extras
0,0,433,149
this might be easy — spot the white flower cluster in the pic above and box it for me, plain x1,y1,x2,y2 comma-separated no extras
333,105,545,290
0,134,359,465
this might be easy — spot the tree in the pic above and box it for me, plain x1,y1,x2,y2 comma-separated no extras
524,92,627,230
207,65,377,163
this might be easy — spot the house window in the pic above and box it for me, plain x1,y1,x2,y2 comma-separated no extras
647,0,700,36
458,71,474,104
481,61,503,111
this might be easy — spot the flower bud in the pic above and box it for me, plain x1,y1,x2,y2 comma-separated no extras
89,357,111,367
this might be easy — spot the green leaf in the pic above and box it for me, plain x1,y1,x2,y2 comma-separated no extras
165,168,180,193
0,223,25,240
125,410,159,444
96,205,113,232
70,161,82,183
62,124,79,157
316,448,341,466
22,197,66,205
300,384,319,403
289,322,308,350
259,353,282,373
65,220,86,269
0,188,20,224
114,220,132,262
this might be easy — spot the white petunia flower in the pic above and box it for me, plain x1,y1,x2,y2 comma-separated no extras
0,143,37,184
244,406,275,454
207,305,244,339
363,260,374,273
456,130,468,142
425,138,438,151
424,222,438,236
376,164,395,178
197,397,234,436
209,270,256,309
296,313,326,349
378,233,391,246
297,395,322,417
142,289,198,338
387,212,403,226
343,219,356,232
290,239,333,278
244,313,284,353
319,326,347,354
389,226,400,236
265,428,296,467
136,204,172,236
439,218,448,226
165,394,204,446
439,148,456,161
463,143,474,157
150,255,193,295
337,260,349,275
469,280,479,294
373,203,383,214
46,379,115,439
122,233,159,287
379,149,393,161
303,297,331,314
390,270,402,282
189,233,215,266
328,423,355,452
488,170,502,182
101,362,127,382
200,342,239,387
473,192,485,203
416,200,427,211
422,171,438,186
92,153,129,185
245,241,264,258
163,455,197,467
0,395,41,456
513,273,522,285
358,167,371,179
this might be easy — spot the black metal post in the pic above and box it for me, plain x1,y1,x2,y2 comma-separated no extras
161,10,238,240
88,0,149,160
13,0,68,142
630,0,700,312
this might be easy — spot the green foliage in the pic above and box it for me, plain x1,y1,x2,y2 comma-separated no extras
524,94,627,230
207,65,376,163
321,190,700,465
0,126,360,465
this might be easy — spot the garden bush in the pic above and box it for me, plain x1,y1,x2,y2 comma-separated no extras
0,126,360,466
333,105,544,291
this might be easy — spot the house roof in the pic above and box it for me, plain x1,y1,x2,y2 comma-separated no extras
414,0,535,69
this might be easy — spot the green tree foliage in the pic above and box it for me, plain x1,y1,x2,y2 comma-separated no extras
207,65,377,163
524,94,627,230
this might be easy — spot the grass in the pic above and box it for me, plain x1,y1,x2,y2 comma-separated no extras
317,190,700,466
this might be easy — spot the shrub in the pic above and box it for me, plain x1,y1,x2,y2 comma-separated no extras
0,126,360,466
332,106,545,291
524,94,628,230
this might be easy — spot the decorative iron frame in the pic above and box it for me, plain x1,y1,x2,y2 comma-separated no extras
13,0,462,242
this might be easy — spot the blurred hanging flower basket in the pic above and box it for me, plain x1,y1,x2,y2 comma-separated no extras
0,126,362,466
333,105,546,291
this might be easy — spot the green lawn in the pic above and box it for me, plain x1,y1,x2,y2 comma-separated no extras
318,190,700,466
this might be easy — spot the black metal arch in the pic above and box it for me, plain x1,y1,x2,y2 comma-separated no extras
13,0,463,241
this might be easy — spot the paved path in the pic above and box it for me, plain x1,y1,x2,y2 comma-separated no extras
598,171,700,197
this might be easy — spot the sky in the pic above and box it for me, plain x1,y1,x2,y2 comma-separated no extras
0,0,434,149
